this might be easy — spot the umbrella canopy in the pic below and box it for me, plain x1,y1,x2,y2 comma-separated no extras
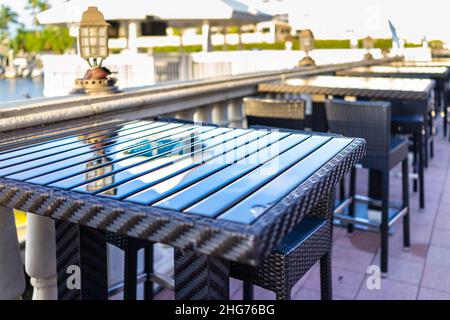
37,0,272,26
146,0,272,27
37,0,150,25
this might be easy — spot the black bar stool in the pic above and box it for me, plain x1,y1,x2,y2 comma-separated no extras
325,99,410,276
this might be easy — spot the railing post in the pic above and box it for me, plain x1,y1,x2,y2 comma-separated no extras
194,105,214,123
228,99,246,128
25,214,57,300
175,108,196,122
212,102,229,127
0,207,26,300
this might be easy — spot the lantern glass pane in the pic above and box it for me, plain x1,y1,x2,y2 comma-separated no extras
90,37,98,46
98,27,107,36
82,47,90,57
81,27,89,36
99,48,107,56
89,27,97,36
81,38,90,47
98,38,107,46
90,47,98,56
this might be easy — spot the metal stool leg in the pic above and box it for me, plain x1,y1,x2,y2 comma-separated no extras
144,244,154,300
418,133,425,210
380,170,390,276
124,238,138,300
243,281,254,300
347,167,357,234
402,159,411,249
320,252,332,300
412,136,418,193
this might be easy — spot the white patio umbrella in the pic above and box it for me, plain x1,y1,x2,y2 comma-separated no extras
37,0,150,25
37,0,272,52
146,0,272,26
145,0,272,51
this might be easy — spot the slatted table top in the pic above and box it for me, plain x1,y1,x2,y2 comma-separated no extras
0,119,364,265
336,66,449,79
258,75,435,100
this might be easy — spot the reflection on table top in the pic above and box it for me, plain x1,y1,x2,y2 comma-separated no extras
258,75,434,99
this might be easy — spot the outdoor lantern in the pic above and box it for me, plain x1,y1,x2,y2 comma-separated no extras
298,29,316,67
363,36,375,61
74,6,118,95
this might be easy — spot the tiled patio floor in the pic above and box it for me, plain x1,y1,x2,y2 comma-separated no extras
156,126,450,300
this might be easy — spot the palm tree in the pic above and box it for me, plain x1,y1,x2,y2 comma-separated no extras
0,5,19,36
26,0,49,27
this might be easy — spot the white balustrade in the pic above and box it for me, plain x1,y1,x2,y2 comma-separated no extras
212,102,230,127
0,207,26,300
194,105,214,123
177,108,196,122
25,214,57,300
228,99,246,128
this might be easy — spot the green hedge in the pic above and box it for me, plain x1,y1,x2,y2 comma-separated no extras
150,38,422,53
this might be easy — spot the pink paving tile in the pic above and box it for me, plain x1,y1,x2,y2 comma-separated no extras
230,278,243,298
356,278,418,300
418,287,450,300
421,265,450,294
300,265,365,300
382,224,430,262
372,253,424,285
435,211,450,231
332,246,376,273
431,229,450,248
332,227,345,241
333,230,380,253
252,286,276,300
409,209,437,228
154,288,174,300
291,287,322,300
292,287,347,300
426,246,450,268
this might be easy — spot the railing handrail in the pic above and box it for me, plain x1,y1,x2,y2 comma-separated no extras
0,56,400,132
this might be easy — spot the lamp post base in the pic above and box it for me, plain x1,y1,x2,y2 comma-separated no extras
298,56,316,67
73,78,120,95
364,52,374,61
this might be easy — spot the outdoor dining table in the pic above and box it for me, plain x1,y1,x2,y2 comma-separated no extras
336,66,450,136
0,118,364,300
258,75,435,210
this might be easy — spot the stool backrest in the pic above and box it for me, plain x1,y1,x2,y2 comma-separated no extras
243,97,306,130
325,99,391,157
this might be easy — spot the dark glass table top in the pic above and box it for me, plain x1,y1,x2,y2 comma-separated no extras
258,75,434,100
0,119,355,225
0,118,365,264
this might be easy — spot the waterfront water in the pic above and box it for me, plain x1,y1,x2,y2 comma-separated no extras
0,79,44,103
